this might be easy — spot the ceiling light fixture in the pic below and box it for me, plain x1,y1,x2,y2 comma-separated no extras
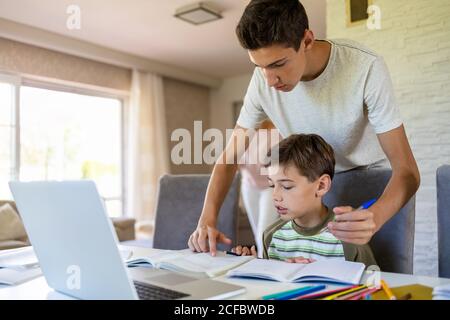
174,2,222,25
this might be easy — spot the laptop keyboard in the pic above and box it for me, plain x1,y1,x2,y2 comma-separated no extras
133,281,190,300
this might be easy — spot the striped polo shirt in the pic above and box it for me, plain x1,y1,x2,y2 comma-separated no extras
264,209,346,261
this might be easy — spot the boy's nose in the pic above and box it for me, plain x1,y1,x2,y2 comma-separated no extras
272,187,282,202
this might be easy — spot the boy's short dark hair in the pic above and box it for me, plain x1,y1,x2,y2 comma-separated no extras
236,0,309,51
265,134,335,182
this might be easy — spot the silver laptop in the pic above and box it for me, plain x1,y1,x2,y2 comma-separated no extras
8,180,245,300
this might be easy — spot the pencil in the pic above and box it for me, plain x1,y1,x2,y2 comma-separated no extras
274,285,326,300
262,286,314,300
296,285,357,300
347,287,380,300
398,293,412,300
321,285,367,300
225,250,240,256
334,287,378,300
380,280,397,300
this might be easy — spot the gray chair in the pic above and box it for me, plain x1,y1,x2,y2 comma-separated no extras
152,174,241,251
437,165,450,278
323,168,416,274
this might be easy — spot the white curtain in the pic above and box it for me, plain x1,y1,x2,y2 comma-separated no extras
127,70,169,238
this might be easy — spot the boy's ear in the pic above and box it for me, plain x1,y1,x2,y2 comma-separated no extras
316,174,332,197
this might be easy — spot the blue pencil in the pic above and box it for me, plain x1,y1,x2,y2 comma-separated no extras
262,286,315,300
274,284,326,300
262,285,326,300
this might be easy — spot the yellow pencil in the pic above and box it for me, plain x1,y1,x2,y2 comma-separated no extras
321,285,367,300
380,280,396,300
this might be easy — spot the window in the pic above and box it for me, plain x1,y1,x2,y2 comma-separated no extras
0,81,17,199
0,76,125,217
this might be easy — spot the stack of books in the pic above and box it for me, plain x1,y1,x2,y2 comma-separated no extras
0,246,133,286
0,246,42,286
433,284,450,300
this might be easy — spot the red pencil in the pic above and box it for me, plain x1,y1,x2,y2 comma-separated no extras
345,287,380,300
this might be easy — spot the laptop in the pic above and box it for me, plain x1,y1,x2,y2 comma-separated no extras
8,180,246,300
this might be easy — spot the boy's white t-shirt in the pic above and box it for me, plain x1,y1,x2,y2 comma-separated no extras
237,39,403,173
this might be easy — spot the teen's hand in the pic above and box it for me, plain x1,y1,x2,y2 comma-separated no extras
285,257,316,264
188,224,232,256
327,206,377,245
231,245,257,256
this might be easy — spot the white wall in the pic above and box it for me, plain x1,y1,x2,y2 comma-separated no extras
209,72,253,134
327,0,450,276
302,0,327,39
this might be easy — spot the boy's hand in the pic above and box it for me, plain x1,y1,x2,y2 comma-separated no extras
231,245,257,256
285,257,316,264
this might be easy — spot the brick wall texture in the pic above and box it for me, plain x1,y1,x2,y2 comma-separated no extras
326,0,450,276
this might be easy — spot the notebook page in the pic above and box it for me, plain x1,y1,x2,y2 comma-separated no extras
161,251,254,277
227,258,306,282
142,249,189,264
126,249,189,267
294,260,365,284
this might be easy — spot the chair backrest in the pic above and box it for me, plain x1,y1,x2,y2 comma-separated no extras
152,174,241,251
0,200,19,213
437,165,450,278
323,168,416,274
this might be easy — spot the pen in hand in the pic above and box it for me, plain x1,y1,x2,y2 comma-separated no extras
357,198,377,210
329,198,377,229
225,250,240,256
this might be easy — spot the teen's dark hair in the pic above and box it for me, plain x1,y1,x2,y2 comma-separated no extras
236,0,309,51
265,134,335,182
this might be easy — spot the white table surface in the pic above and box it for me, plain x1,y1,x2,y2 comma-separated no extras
1,246,449,300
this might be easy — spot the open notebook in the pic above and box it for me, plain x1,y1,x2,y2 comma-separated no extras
226,258,365,285
126,249,255,278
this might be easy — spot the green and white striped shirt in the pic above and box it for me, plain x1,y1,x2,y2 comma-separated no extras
267,220,345,261
262,208,378,267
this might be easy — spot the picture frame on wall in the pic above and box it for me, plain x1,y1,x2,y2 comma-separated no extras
346,0,373,27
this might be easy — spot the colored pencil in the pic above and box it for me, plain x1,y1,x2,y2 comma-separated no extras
262,285,315,300
335,286,376,300
321,285,367,300
380,280,397,300
275,285,326,300
296,285,358,300
347,287,380,300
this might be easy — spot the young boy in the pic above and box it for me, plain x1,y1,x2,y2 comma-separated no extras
233,134,377,267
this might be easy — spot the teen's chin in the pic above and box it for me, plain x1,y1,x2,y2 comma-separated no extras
276,84,294,92
275,85,289,92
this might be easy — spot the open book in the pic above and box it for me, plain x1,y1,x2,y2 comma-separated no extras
126,249,255,278
226,258,365,285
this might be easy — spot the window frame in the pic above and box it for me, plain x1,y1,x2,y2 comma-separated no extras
0,72,128,217
0,73,21,183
